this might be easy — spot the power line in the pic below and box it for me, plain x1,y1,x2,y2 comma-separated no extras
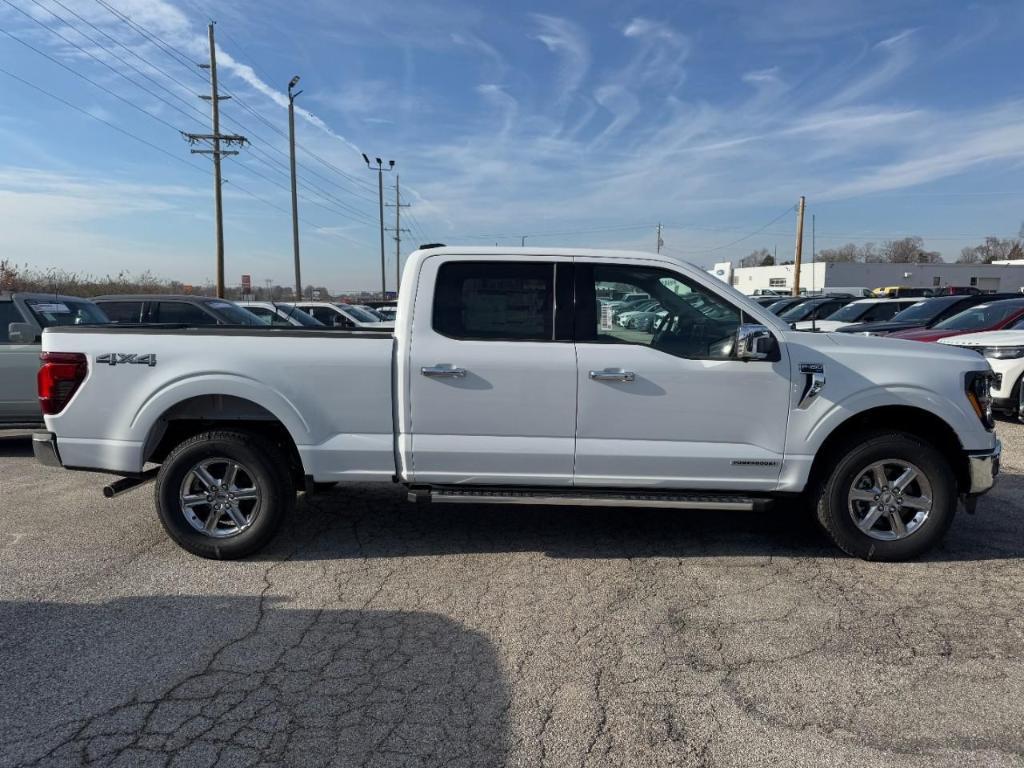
0,26,184,134
684,205,797,254
88,0,383,213
18,0,379,229
0,63,203,170
0,62,372,250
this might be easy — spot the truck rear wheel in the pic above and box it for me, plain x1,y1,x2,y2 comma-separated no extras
154,430,295,559
814,432,956,561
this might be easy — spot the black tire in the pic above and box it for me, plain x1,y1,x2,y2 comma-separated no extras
814,431,956,561
154,430,295,559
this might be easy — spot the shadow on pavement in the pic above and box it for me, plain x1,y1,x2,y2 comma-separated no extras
0,597,508,767
0,433,33,458
279,469,1024,563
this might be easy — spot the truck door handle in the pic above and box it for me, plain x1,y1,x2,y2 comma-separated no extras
421,365,467,378
589,369,636,383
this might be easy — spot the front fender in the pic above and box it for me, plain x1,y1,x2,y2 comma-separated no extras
799,383,989,455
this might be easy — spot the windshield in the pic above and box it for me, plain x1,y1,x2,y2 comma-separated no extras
337,304,380,323
26,298,108,327
825,301,874,322
934,301,1024,331
206,301,262,325
890,299,947,323
276,305,323,327
779,301,825,322
766,298,800,313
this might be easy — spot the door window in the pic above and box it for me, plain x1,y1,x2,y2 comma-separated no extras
245,306,283,325
433,261,554,341
0,302,23,342
155,302,216,325
578,264,741,360
97,301,143,324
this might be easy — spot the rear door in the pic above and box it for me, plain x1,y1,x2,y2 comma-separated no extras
405,256,577,485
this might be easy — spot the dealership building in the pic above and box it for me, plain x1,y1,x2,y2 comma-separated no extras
709,260,1024,295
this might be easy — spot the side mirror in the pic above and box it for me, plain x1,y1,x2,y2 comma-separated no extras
735,324,776,361
8,322,39,344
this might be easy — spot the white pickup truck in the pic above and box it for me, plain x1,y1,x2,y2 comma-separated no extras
34,247,1001,561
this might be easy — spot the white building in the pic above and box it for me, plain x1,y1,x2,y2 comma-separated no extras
711,261,1024,295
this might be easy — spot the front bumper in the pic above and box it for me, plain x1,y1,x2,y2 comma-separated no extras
966,440,1000,495
32,431,62,468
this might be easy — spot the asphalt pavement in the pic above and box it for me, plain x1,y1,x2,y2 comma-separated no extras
1,424,1023,767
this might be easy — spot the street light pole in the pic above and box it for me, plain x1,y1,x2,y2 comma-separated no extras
363,154,394,299
287,76,303,301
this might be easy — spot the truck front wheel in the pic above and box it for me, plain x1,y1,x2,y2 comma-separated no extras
154,430,295,559
814,432,956,561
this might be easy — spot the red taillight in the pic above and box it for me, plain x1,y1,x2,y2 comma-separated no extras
38,352,88,415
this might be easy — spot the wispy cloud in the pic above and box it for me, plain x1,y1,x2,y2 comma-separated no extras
531,14,589,103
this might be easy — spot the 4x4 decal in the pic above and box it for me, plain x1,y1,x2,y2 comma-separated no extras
96,353,157,367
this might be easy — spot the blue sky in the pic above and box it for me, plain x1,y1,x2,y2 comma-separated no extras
1,0,1023,291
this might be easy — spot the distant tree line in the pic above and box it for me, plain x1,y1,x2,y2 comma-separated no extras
0,260,335,301
737,236,1024,268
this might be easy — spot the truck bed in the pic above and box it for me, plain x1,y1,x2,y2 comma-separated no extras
41,326,397,481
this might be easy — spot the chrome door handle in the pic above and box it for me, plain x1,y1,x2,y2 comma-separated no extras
421,365,467,378
589,369,636,383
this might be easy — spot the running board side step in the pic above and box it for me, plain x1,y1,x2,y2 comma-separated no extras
410,487,765,511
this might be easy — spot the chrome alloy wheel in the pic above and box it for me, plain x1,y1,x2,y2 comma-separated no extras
847,459,932,541
179,457,261,538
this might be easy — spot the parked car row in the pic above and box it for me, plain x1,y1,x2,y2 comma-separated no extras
1,291,398,427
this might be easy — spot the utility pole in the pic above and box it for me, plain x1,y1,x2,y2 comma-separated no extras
287,75,303,300
792,196,806,296
182,22,246,298
811,214,816,293
385,174,410,293
656,222,663,254
363,154,394,299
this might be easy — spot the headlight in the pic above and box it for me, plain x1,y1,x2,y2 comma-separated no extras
860,331,878,336
965,371,995,430
983,346,1024,359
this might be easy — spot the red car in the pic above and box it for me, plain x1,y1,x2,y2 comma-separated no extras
889,298,1024,342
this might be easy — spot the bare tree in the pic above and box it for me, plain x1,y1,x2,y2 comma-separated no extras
816,243,860,263
881,237,943,264
958,237,1024,264
738,248,772,268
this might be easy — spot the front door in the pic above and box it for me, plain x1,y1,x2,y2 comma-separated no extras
573,260,791,491
406,257,577,485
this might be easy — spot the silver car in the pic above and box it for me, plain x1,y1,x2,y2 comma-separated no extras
1,292,108,427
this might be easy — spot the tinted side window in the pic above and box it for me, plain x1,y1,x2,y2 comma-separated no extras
98,301,143,324
864,303,902,322
244,306,277,325
155,302,216,325
0,302,24,342
433,261,553,341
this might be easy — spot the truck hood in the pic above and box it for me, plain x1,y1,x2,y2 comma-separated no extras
834,320,923,336
784,326,989,367
937,330,1024,348
792,320,847,332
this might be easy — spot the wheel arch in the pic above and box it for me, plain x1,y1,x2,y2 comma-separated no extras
142,393,305,479
805,404,970,495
